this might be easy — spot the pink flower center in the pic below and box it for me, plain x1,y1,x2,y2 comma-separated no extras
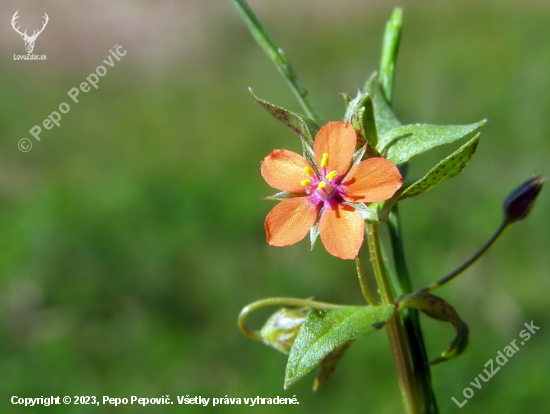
301,153,343,207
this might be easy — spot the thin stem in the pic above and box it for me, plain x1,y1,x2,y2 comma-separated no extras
380,8,440,411
388,209,439,414
229,0,325,126
238,297,342,341
355,254,380,306
380,7,402,103
421,220,508,293
366,223,421,414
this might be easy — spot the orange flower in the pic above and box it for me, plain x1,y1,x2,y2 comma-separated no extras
261,121,403,260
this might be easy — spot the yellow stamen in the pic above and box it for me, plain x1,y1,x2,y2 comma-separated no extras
321,153,329,168
304,167,315,177
317,182,327,190
301,179,312,186
326,170,337,181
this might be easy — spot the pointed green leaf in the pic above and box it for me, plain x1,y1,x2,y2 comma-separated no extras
380,120,485,165
284,304,394,389
399,293,469,365
400,134,481,200
230,0,324,125
312,341,352,391
249,88,318,146
379,7,403,102
363,73,401,135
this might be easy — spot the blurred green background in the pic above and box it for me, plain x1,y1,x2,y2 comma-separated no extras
1,0,549,413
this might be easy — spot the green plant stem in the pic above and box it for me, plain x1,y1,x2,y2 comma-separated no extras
388,209,439,414
355,254,380,306
229,0,325,126
238,297,342,341
421,220,508,293
379,9,438,413
366,223,421,414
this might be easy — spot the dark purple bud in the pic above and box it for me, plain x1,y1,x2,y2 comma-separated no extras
504,176,546,224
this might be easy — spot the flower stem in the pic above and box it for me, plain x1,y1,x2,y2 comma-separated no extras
366,223,421,414
229,0,325,126
355,254,380,306
388,209,439,413
379,9,439,412
420,219,508,294
238,297,342,341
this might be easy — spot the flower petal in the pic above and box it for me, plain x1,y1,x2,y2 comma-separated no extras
314,122,356,178
265,197,319,247
342,157,403,203
319,203,364,260
261,149,314,193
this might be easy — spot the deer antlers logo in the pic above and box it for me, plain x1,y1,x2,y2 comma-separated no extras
12,11,49,54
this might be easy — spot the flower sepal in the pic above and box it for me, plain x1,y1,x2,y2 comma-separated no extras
263,191,305,201
342,201,379,223
345,92,379,153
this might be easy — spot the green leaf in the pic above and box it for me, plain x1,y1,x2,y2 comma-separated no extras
363,73,401,136
230,0,324,125
379,7,403,102
380,121,486,165
398,293,469,365
249,88,318,146
312,341,352,391
284,304,394,389
400,133,481,200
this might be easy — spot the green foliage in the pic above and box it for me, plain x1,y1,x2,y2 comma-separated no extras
399,293,469,365
381,121,485,165
312,341,352,391
249,88,318,146
400,133,481,199
285,305,394,389
1,2,548,414
363,73,402,135
349,94,378,150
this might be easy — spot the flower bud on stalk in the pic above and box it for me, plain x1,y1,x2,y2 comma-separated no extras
260,307,308,354
503,176,546,224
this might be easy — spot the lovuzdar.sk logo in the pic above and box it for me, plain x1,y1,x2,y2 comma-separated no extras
12,10,49,60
